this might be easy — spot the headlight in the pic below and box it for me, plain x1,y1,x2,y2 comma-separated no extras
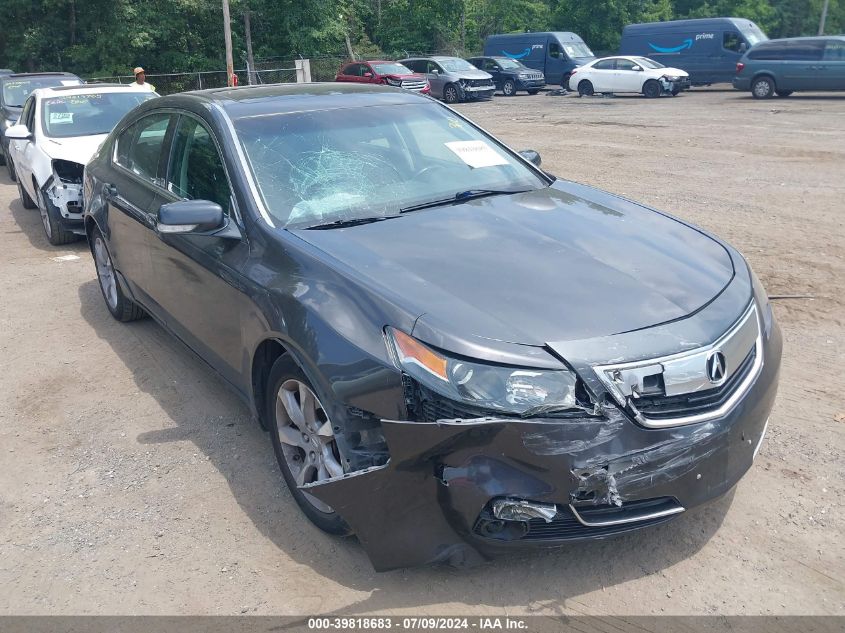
385,77,402,87
387,328,578,415
748,263,774,336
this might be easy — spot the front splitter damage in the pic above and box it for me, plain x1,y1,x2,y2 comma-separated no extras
302,395,770,571
44,178,84,233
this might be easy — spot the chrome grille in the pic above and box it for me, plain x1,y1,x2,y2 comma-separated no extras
594,302,763,427
400,79,427,92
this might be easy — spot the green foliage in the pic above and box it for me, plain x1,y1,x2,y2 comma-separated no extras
0,0,840,76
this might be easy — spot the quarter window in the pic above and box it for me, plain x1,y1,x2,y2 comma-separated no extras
115,113,172,182
166,116,231,214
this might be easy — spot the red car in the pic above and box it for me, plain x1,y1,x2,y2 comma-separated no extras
335,60,430,94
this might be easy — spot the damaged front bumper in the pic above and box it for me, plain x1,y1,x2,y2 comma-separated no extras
44,161,86,235
303,320,781,571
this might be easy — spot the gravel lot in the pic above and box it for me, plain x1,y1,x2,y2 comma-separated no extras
0,87,843,616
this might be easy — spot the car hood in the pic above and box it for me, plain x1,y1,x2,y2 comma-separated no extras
42,134,107,164
386,73,426,81
452,69,492,80
291,182,734,347
655,67,689,77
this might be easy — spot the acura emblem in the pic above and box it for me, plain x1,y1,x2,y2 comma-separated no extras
706,351,727,384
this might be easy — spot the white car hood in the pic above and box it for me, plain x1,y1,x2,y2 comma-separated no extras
655,67,689,77
42,134,107,165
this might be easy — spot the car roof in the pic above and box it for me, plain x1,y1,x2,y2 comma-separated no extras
757,35,845,43
151,82,430,120
32,84,152,98
2,72,79,79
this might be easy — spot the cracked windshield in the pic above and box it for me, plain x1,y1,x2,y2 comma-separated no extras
234,102,547,228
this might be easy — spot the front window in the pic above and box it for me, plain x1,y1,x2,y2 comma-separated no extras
40,92,156,138
562,42,594,58
167,116,232,214
635,57,666,69
439,58,477,72
1,76,81,107
234,103,547,228
723,32,743,53
373,63,413,75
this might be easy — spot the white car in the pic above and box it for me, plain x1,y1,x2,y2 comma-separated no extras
568,56,690,98
6,84,157,245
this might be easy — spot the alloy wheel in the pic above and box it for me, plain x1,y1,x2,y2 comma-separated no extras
444,85,458,104
503,80,515,96
753,78,774,99
37,189,52,239
93,236,118,310
275,379,343,514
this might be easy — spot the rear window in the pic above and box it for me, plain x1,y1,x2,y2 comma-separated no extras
2,76,81,107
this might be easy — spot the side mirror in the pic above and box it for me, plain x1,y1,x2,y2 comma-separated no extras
5,124,31,140
519,149,542,167
363,72,373,78
431,69,439,75
157,199,224,234
632,65,642,72
739,42,748,53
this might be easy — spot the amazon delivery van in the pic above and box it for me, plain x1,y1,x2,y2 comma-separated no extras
619,17,768,85
483,32,596,87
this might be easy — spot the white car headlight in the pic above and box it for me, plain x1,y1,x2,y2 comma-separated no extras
387,328,579,416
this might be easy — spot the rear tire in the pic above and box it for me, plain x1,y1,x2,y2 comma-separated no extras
776,90,793,98
502,79,516,96
577,80,594,97
752,76,775,99
266,355,352,536
643,79,661,98
37,187,78,246
16,175,36,209
443,83,459,104
90,227,146,322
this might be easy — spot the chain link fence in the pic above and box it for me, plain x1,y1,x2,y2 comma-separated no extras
87,66,297,95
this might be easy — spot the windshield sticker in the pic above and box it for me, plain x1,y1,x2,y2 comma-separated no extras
49,112,74,124
445,140,508,169
446,117,463,129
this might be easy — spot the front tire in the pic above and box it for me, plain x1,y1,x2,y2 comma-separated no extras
577,80,594,97
752,76,775,99
643,79,661,98
502,79,516,96
443,83,459,104
266,355,351,536
91,228,146,322
37,186,77,246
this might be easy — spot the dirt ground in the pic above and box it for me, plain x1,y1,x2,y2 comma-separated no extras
0,88,843,616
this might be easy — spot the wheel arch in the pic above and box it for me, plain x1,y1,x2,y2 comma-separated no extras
251,336,294,429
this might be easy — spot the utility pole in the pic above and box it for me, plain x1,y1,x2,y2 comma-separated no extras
244,9,255,85
222,0,235,87
818,0,830,35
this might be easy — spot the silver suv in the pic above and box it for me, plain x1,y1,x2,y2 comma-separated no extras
400,56,495,103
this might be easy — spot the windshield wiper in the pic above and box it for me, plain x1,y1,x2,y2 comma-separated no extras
400,189,529,214
303,215,397,230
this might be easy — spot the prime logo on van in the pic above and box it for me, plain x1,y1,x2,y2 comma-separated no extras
501,44,544,60
649,32,714,53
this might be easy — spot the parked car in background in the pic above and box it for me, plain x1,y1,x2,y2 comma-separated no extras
620,17,768,85
400,56,494,103
466,56,545,95
1,72,82,178
335,60,430,94
6,84,157,244
570,56,690,97
0,69,14,76
83,83,779,571
733,36,845,98
484,32,595,89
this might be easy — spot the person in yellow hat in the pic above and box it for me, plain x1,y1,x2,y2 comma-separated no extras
130,67,155,92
